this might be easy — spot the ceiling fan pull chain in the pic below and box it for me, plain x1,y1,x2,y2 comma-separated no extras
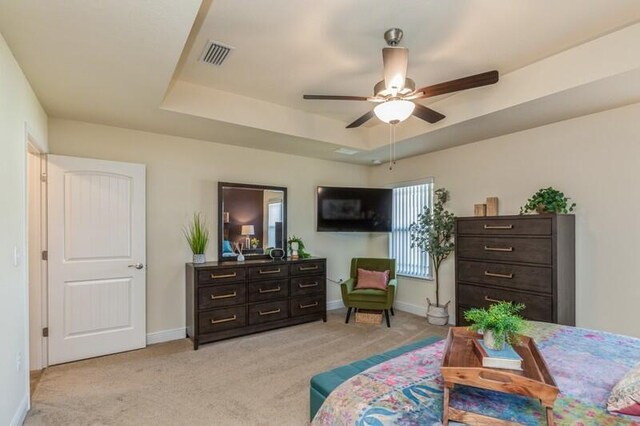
389,124,393,170
392,124,397,166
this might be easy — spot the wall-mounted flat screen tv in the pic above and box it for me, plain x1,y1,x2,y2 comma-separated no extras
316,186,392,232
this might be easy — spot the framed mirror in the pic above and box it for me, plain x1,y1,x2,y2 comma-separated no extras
218,182,287,261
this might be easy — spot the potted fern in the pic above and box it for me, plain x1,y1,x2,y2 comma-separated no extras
409,188,456,325
464,302,526,350
183,213,209,264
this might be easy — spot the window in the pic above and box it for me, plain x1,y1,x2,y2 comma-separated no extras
267,201,282,247
390,180,433,279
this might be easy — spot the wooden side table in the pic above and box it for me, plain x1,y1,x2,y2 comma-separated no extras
441,327,559,425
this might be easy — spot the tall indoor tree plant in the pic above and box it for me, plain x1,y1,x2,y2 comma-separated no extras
409,188,456,325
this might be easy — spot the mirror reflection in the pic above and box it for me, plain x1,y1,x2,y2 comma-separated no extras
219,183,287,260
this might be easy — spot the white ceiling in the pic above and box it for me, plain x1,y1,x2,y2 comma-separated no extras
1,0,640,164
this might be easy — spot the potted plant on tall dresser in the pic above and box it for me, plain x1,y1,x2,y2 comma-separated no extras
184,213,209,264
409,188,456,325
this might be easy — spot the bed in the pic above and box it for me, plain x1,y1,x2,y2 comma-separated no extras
311,322,640,425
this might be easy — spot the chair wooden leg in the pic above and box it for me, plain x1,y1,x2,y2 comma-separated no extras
384,309,391,327
345,307,353,324
390,307,395,316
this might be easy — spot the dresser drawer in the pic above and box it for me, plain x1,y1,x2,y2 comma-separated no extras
457,283,553,322
457,218,552,236
198,267,245,285
248,300,289,325
457,236,552,265
198,283,246,309
457,260,552,294
247,264,288,280
290,260,325,276
291,295,325,317
291,275,325,296
248,279,289,302
199,306,247,334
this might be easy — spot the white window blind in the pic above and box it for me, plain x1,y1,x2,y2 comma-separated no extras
391,180,433,279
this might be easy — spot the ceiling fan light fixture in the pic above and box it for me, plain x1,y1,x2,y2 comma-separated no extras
374,99,415,124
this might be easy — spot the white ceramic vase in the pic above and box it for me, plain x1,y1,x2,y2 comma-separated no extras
483,329,505,351
426,298,450,326
193,253,206,264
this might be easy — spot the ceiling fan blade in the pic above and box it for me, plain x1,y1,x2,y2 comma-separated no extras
415,70,499,99
346,110,375,128
412,104,446,124
303,95,370,101
382,47,409,92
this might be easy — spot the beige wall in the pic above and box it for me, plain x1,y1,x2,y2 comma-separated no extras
370,102,640,338
48,119,371,335
0,33,48,424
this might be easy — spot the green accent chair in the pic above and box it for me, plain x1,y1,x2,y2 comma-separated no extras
340,258,396,327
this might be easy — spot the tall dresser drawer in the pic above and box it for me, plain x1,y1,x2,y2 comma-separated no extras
457,283,553,322
248,264,288,280
291,295,326,317
457,236,552,265
457,260,552,294
198,267,245,285
290,261,325,276
457,218,552,236
248,279,289,302
248,300,289,325
199,306,247,334
198,283,246,309
291,275,325,296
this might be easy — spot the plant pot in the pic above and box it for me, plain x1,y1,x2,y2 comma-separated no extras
483,329,505,351
193,253,206,264
426,299,450,326
535,204,549,214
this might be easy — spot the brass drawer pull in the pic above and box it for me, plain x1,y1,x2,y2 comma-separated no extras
484,295,509,304
259,268,281,275
259,286,281,294
298,282,318,288
259,308,281,316
299,265,319,271
484,271,514,279
211,291,237,300
211,315,237,324
483,224,513,230
484,246,513,252
300,302,319,309
211,272,237,279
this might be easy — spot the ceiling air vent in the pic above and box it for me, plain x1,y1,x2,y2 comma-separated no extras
200,40,234,66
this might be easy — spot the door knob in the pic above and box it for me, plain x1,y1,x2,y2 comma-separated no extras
128,263,144,270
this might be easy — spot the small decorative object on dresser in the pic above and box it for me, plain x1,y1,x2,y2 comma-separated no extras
520,187,576,214
186,257,326,349
183,213,209,264
474,204,487,217
455,214,575,326
409,188,456,325
486,197,499,216
287,235,311,259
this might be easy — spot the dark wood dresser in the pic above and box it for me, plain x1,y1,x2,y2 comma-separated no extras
455,215,575,326
186,257,326,349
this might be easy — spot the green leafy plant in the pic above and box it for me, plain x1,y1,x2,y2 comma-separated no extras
464,302,526,345
250,237,260,247
287,235,311,258
520,187,576,214
409,188,456,307
183,213,209,255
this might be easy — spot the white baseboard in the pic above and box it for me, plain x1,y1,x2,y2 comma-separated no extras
394,301,427,317
10,392,29,426
146,327,186,345
326,299,345,311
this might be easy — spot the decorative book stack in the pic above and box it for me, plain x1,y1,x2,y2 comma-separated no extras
473,339,523,371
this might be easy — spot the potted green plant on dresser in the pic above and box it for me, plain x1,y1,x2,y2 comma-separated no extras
183,212,209,264
520,187,576,214
464,301,526,350
409,188,456,325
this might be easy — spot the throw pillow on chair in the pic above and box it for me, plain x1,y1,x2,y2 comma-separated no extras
355,268,389,291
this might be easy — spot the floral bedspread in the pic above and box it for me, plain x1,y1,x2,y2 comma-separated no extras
312,322,640,425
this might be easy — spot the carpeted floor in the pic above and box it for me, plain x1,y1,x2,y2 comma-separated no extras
26,309,448,425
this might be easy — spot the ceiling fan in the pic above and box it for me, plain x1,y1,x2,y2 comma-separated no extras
303,28,499,129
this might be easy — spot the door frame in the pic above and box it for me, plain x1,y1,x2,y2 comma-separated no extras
25,123,48,375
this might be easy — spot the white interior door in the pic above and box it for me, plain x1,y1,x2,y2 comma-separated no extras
48,155,146,365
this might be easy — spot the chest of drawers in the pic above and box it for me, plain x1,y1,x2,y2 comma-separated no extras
455,215,575,326
186,257,326,349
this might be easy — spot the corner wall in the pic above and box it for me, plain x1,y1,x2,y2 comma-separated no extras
0,33,48,425
48,119,371,336
369,102,640,338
